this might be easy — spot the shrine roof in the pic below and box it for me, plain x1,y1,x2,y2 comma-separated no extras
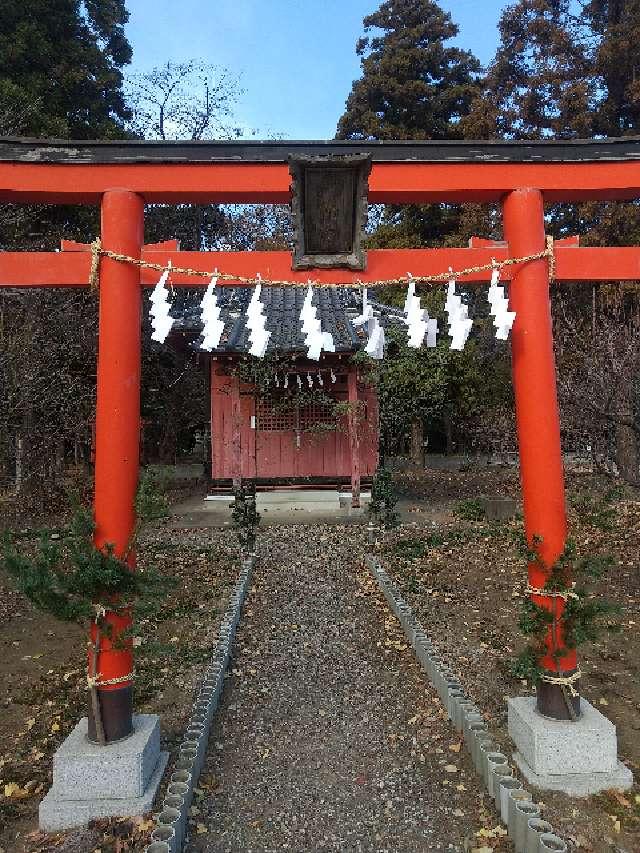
169,286,397,355
3,136,640,163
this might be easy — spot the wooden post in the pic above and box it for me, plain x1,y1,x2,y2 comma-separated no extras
230,372,242,488
347,368,361,508
91,189,143,743
503,188,577,720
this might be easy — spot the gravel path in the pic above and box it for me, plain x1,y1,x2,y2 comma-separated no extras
190,525,496,853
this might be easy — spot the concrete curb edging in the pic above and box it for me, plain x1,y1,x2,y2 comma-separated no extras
145,554,256,853
364,553,570,853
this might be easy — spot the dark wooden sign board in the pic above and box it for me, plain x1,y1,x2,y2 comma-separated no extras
289,153,371,270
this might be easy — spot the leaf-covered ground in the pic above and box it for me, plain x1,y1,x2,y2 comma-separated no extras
377,470,640,853
189,524,511,853
0,522,240,853
1,469,638,853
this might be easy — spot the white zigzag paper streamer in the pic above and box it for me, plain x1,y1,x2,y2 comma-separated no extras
353,287,373,327
365,316,385,359
149,265,174,343
404,275,437,349
199,274,225,351
300,284,335,361
245,282,271,358
445,275,472,351
488,267,516,341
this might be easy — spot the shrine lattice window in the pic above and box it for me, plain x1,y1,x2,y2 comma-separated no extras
256,395,337,432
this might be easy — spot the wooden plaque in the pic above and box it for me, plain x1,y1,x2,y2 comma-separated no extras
289,154,371,270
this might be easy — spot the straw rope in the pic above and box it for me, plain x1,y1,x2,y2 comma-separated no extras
86,671,135,690
525,582,579,602
88,235,556,290
539,668,582,697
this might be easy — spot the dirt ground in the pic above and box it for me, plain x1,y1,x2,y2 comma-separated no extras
0,467,638,853
0,520,240,853
377,468,640,853
190,525,509,853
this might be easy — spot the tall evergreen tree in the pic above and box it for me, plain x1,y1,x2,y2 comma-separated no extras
337,0,481,141
337,0,484,248
461,0,593,140
584,0,640,135
0,0,132,138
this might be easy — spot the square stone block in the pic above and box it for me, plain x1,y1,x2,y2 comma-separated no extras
508,696,617,776
52,714,160,801
40,750,168,832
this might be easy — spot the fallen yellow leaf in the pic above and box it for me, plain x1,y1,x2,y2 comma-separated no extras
4,782,31,799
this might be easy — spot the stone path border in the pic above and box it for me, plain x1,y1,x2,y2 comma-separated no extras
364,554,570,853
145,555,255,853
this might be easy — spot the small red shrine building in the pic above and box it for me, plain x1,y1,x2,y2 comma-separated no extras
172,285,379,492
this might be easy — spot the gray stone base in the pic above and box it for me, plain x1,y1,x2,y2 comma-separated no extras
40,751,168,831
39,713,168,832
508,696,634,796
513,751,633,797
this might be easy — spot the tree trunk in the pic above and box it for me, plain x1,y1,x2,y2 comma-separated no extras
410,417,424,467
15,434,23,494
614,377,639,484
615,414,639,485
443,413,454,455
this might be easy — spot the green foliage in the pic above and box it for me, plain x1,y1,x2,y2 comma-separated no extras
513,536,619,684
231,482,260,553
337,0,483,251
518,598,554,637
361,323,509,458
462,0,593,141
1,507,166,624
454,498,485,522
337,0,481,141
0,0,132,139
234,354,287,396
511,646,544,683
135,468,170,522
394,538,426,559
369,468,399,529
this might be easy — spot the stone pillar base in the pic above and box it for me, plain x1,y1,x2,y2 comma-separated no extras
508,697,633,797
39,714,168,832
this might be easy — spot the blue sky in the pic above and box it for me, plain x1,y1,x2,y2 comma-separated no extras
126,1,505,139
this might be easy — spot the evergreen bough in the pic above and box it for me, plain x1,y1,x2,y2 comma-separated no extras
369,467,399,529
231,481,261,554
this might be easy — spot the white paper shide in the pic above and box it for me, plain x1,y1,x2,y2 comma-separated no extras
149,266,174,344
300,285,335,360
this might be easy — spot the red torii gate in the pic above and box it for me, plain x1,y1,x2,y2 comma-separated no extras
2,137,640,740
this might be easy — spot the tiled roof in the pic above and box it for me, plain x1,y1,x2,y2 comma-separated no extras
169,286,377,354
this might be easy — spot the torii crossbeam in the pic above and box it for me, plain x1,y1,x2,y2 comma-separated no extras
2,137,640,742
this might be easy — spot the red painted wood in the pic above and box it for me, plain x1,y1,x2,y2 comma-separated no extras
347,369,361,507
210,370,378,481
469,235,580,248
4,160,640,204
5,245,640,288
6,245,640,287
240,394,256,478
91,189,142,719
210,366,230,478
503,188,575,677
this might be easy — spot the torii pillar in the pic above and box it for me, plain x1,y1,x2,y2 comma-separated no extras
90,189,144,741
501,189,631,794
40,190,169,832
